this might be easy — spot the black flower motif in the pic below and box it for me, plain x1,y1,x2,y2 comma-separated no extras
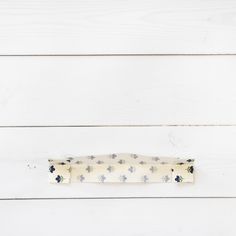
55,175,63,183
59,162,66,165
49,165,55,173
67,157,73,162
175,175,183,182
177,162,184,165
187,159,194,163
187,166,194,174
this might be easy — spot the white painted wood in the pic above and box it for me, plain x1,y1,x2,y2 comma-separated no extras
0,0,236,54
1,1,235,235
0,56,236,125
0,199,235,235
0,126,236,198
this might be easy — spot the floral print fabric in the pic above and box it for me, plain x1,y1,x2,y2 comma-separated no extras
48,153,194,184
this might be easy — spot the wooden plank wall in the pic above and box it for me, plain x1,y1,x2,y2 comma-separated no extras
0,0,236,54
0,1,236,235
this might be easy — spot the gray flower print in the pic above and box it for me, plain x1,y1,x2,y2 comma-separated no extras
152,157,160,162
131,154,138,159
110,154,117,159
107,166,114,172
142,175,149,183
88,155,96,160
162,175,170,183
139,161,146,165
149,166,157,173
78,175,85,182
118,159,125,164
96,160,104,164
99,175,106,183
128,166,135,173
76,160,83,164
86,165,93,173
120,175,127,182
160,161,167,165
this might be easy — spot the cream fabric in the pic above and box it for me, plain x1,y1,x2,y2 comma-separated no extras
48,153,194,184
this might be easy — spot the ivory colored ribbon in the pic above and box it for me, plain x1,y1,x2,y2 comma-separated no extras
48,153,194,184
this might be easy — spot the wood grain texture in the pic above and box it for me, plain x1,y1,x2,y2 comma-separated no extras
0,126,236,198
0,0,236,54
1,1,235,234
1,199,236,235
0,56,236,126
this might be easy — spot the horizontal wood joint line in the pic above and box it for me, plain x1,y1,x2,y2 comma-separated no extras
1,197,236,201
1,124,236,128
1,54,236,57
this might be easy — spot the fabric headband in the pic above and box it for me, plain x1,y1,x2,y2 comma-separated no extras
48,153,194,184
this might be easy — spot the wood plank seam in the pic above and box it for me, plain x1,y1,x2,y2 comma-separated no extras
1,54,236,56
1,197,236,200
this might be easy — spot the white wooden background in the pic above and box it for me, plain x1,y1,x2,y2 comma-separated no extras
1,0,236,235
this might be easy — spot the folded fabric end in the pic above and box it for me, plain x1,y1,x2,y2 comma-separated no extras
172,163,194,183
48,160,71,184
